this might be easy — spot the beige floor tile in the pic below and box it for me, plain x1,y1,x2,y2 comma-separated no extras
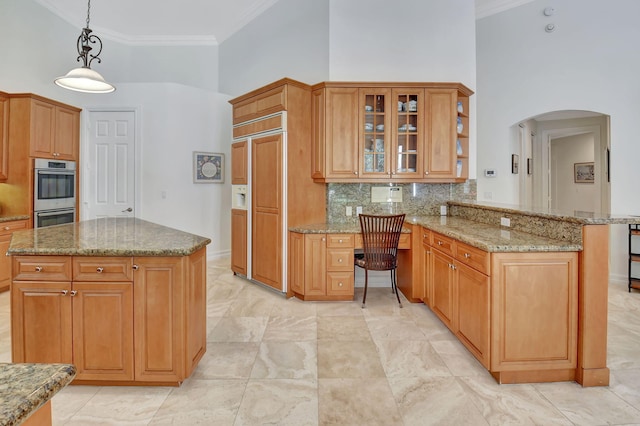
250,341,317,379
262,316,317,341
150,378,246,425
51,385,101,425
610,368,640,407
207,317,268,342
318,378,402,425
317,340,386,379
317,315,372,341
388,377,489,425
234,379,318,426
191,342,259,379
365,316,428,341
375,340,451,379
430,339,488,377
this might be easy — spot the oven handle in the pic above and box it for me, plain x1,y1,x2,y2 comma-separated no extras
35,209,75,218
36,170,75,176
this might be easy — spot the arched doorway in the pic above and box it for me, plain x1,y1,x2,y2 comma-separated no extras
516,110,610,214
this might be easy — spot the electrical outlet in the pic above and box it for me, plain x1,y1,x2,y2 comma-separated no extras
500,217,511,227
356,206,363,215
440,205,447,216
346,206,352,216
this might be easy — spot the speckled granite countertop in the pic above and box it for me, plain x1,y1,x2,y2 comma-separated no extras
7,217,211,256
0,363,76,426
290,216,581,252
0,215,29,224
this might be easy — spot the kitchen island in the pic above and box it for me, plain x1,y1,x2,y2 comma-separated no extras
8,218,210,386
290,202,638,387
0,363,75,426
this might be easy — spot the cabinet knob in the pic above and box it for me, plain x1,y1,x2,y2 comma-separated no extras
464,253,471,259
437,241,443,246
338,258,343,263
61,290,68,295
354,171,358,175
70,290,77,296
132,264,139,270
424,171,429,175
339,239,343,243
338,282,343,287
3,226,9,231
322,237,326,242
35,266,43,272
96,267,104,273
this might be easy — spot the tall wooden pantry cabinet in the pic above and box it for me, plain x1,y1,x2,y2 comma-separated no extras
229,78,326,293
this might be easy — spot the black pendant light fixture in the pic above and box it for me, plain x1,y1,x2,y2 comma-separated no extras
54,0,115,93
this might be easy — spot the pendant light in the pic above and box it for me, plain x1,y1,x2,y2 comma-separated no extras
54,0,115,93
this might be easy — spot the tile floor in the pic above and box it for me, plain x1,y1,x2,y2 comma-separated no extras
2,257,640,425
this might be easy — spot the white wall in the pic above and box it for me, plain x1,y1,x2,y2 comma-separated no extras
218,0,330,96
550,133,595,212
476,0,640,282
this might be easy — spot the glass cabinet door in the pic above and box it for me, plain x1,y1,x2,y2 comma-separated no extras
360,89,391,177
392,90,423,178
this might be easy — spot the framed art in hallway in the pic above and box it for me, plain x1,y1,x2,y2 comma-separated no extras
193,152,224,183
574,162,594,183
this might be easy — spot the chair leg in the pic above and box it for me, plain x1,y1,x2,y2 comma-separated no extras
362,269,369,308
392,268,402,308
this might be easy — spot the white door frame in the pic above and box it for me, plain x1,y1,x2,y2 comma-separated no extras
80,107,142,220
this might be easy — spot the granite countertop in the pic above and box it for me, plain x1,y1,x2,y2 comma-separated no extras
0,215,29,224
0,363,76,426
290,216,580,252
7,217,211,256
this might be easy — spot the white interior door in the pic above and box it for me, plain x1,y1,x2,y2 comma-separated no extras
85,110,136,218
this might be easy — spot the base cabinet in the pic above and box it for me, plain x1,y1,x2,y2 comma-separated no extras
231,209,247,275
11,248,207,385
0,219,29,292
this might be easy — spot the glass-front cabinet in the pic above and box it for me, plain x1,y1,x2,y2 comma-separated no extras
360,88,391,178
392,89,424,179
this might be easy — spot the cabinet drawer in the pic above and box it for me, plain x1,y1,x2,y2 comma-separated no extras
73,257,133,281
327,248,353,271
13,256,72,281
455,241,489,275
431,232,454,256
327,271,354,296
421,228,431,246
0,219,28,235
327,234,354,248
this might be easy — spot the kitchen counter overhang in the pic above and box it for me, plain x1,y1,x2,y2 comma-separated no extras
7,217,211,256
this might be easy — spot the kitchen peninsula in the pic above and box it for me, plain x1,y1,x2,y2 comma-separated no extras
290,201,637,387
7,217,210,386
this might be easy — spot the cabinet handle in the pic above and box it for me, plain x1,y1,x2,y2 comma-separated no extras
35,266,43,272
132,264,139,270
96,267,104,273
437,241,443,246
61,290,68,295
464,253,471,259
70,290,77,297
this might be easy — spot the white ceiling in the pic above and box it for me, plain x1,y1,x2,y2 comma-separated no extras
35,0,534,45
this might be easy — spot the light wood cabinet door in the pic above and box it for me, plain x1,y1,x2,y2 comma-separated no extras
185,247,207,377
11,281,73,364
231,141,248,184
491,252,578,373
391,88,424,179
133,256,184,383
288,232,305,296
28,99,56,159
233,85,286,124
422,241,432,307
231,209,247,275
54,105,79,160
72,281,134,381
0,93,8,181
431,248,456,330
252,133,282,290
360,88,392,178
304,234,326,296
455,261,490,369
321,87,360,179
424,89,457,178
0,219,28,292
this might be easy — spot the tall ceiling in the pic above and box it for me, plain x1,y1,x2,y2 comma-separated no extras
34,0,534,45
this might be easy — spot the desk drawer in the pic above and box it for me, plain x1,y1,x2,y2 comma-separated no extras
431,232,455,256
327,234,354,248
327,248,353,271
0,219,28,235
455,241,489,275
13,256,72,281
327,271,354,296
73,257,133,282
355,232,411,249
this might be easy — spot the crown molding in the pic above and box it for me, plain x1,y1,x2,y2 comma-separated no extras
476,0,535,19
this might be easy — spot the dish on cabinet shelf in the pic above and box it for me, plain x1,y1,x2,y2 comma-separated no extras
365,105,373,112
376,124,385,131
365,123,374,131
398,124,417,131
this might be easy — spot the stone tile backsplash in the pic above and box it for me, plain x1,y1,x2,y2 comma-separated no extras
327,180,476,224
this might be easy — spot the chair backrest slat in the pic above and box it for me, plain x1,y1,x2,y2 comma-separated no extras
359,214,406,268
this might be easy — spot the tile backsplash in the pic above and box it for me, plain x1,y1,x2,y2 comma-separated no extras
327,180,477,224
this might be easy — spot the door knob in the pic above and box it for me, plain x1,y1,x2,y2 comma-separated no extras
122,207,133,213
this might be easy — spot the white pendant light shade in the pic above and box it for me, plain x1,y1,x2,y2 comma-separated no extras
55,67,115,93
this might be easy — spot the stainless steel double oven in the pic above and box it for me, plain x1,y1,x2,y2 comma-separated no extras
33,158,76,228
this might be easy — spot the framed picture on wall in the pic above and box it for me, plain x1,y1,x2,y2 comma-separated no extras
193,152,224,183
574,162,594,183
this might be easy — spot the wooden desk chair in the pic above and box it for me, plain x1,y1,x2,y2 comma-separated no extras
354,213,406,308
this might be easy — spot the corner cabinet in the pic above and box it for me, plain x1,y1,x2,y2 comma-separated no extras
11,248,207,386
311,82,473,183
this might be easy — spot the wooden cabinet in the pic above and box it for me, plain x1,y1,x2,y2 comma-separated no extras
311,82,473,183
231,141,248,184
11,248,207,386
0,92,8,181
0,219,28,292
232,85,286,124
231,208,247,275
431,245,456,329
24,98,79,160
288,232,354,301
456,261,490,368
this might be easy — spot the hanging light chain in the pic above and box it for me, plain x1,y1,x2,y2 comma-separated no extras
86,0,91,28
